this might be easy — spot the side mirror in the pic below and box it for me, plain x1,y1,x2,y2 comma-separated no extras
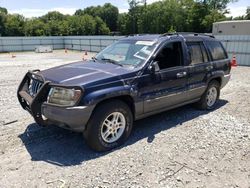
148,61,160,73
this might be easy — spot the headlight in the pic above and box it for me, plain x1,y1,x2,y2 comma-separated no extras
47,87,82,106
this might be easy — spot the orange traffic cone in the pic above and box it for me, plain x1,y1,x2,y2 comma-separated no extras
231,54,237,67
65,48,68,53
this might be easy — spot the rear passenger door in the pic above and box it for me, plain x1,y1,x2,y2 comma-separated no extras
186,41,211,100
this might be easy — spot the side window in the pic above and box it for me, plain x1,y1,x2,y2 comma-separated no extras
206,41,227,60
200,43,209,62
187,42,206,65
155,42,183,70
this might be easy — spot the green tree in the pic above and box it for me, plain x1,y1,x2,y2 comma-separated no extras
94,16,110,35
24,18,46,36
200,0,238,10
245,7,250,20
135,0,189,34
39,11,67,36
5,14,25,36
0,7,7,36
58,18,71,36
0,1,240,36
76,3,118,31
186,1,210,32
100,3,119,31
67,15,96,35
0,7,8,14
233,16,244,20
117,13,130,35
40,11,66,22
202,9,226,32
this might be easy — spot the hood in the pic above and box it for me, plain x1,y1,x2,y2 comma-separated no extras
40,60,133,86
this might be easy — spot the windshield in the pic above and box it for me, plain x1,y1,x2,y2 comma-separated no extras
95,40,157,67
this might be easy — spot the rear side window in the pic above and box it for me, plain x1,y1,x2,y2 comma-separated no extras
187,42,208,65
206,41,227,60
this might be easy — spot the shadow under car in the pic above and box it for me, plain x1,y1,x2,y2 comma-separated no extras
19,99,228,166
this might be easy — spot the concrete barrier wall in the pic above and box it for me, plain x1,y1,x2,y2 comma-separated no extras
215,35,250,66
0,37,64,52
0,36,123,53
0,35,249,66
64,36,123,52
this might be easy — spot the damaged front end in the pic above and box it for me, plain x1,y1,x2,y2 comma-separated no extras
17,70,92,131
17,70,50,126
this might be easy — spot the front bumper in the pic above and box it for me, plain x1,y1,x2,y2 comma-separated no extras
41,103,94,132
17,70,93,132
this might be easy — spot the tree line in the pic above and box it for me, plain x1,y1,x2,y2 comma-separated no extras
0,0,249,36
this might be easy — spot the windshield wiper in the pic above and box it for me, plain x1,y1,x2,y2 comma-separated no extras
101,58,123,67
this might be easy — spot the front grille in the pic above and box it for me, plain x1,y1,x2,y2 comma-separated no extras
29,79,43,97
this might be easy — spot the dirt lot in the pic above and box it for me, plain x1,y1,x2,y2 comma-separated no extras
0,51,249,188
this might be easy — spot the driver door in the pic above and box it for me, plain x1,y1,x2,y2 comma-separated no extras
138,41,188,113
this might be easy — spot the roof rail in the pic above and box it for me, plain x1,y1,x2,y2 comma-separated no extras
161,32,215,38
194,33,215,38
161,32,179,37
126,34,150,37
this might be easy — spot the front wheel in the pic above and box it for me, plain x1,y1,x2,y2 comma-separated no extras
195,80,220,110
83,100,133,152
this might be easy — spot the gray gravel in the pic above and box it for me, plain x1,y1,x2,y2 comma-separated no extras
0,51,249,188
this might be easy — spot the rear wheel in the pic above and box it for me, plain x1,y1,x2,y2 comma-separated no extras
195,80,220,110
83,100,133,152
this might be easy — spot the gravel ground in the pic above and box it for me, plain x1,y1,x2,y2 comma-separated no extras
0,51,249,188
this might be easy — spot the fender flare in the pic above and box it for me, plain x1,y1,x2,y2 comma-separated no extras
83,85,136,106
206,71,224,85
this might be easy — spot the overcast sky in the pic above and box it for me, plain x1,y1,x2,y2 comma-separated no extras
0,0,249,18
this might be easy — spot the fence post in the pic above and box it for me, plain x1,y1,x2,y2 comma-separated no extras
89,39,92,52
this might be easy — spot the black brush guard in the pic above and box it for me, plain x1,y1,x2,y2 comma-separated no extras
17,70,51,126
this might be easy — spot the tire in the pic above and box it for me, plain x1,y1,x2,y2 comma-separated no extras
195,80,220,110
83,100,133,152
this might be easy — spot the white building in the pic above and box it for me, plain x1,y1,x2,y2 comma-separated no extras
213,20,250,35
213,20,250,66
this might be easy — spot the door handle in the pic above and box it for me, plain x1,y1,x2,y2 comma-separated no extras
176,72,187,78
206,65,213,71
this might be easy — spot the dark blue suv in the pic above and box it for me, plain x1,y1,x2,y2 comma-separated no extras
18,33,231,151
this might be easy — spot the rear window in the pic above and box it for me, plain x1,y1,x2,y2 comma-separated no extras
206,41,227,61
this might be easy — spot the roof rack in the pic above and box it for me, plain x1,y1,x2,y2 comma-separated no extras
126,34,150,37
161,32,179,37
193,33,215,38
161,32,215,38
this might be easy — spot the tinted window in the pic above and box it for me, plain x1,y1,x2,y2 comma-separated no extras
155,42,183,70
200,44,209,62
187,42,204,65
207,41,227,60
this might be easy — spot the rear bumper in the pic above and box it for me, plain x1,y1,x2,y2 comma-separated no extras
17,70,93,132
221,74,231,88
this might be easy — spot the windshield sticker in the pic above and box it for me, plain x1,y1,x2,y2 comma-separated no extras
133,46,151,60
135,41,155,46
140,46,152,55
